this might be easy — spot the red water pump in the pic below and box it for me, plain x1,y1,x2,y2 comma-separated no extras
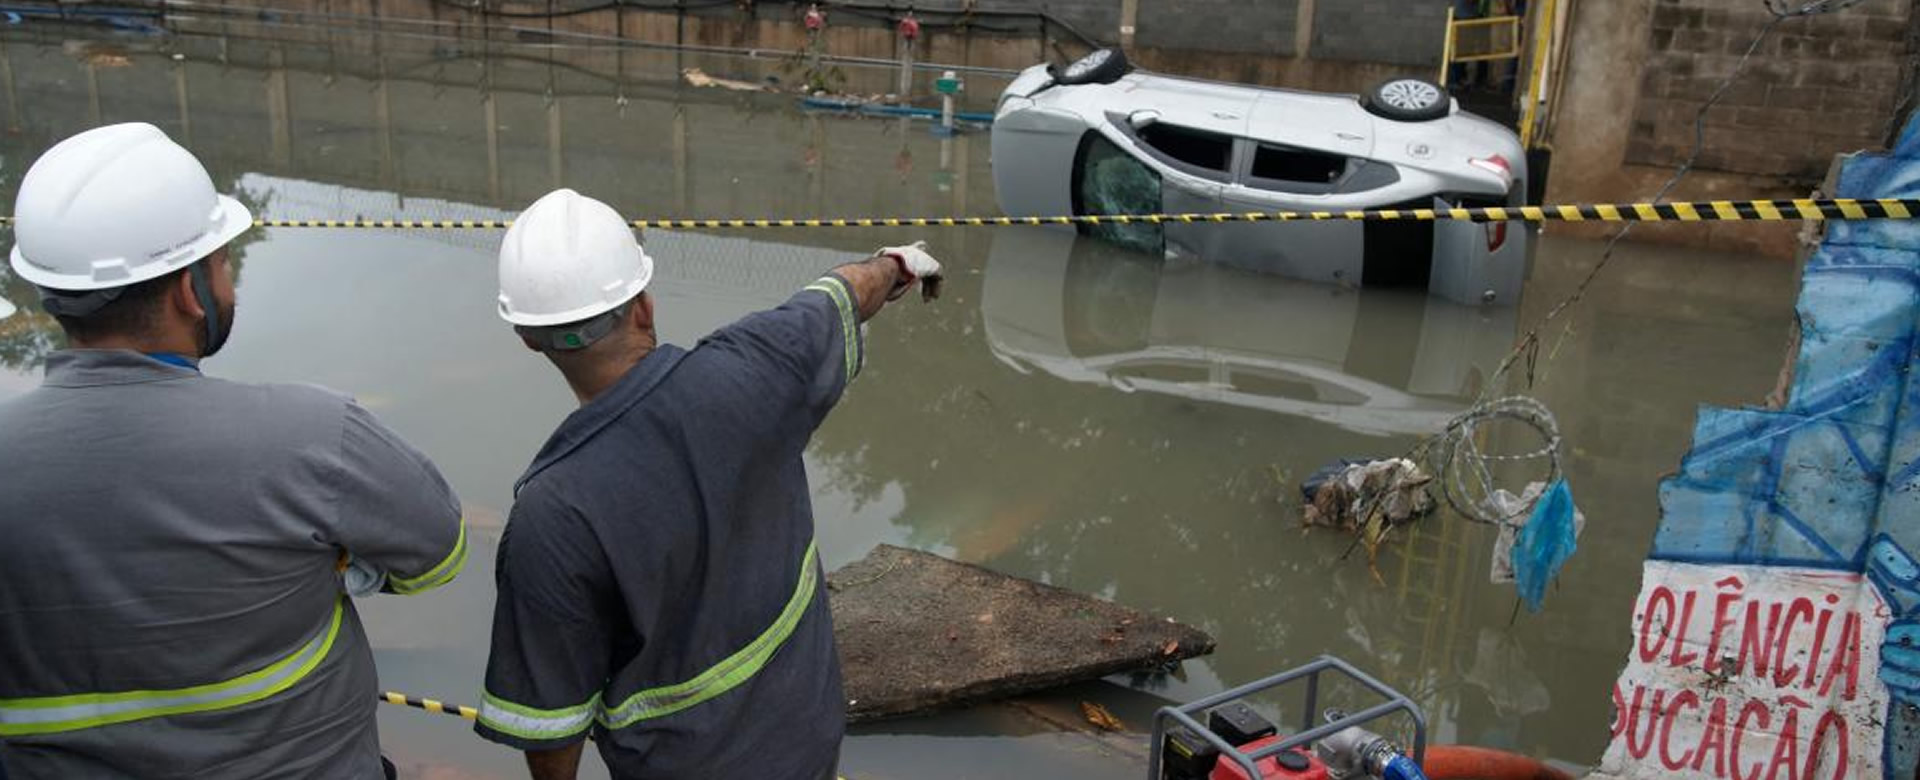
1149,656,1428,780
1153,657,1568,780
1161,702,1329,780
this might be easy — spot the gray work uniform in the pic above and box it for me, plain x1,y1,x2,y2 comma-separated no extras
475,274,863,780
0,350,467,779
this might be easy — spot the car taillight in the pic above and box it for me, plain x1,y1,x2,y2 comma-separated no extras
1469,154,1513,184
1486,220,1508,253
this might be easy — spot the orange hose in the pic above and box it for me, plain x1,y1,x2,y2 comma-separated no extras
1421,745,1575,780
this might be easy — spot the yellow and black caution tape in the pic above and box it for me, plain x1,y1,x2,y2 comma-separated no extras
0,198,1904,231
102,197,1920,230
597,198,1916,229
379,691,478,721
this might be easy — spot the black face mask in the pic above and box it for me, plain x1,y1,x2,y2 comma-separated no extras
188,261,233,358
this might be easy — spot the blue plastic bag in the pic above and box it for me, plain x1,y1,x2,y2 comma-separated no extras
1512,478,1578,613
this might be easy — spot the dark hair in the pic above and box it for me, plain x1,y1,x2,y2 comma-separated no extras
51,266,188,343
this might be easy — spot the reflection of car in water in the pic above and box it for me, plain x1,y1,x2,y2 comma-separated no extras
980,226,1518,437
991,49,1534,306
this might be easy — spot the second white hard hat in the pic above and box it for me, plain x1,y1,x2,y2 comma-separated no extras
9,122,252,292
497,188,653,327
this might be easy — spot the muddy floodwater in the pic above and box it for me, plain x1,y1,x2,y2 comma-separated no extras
0,23,1807,780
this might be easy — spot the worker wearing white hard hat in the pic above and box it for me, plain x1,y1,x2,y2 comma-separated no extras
0,123,468,779
476,188,942,780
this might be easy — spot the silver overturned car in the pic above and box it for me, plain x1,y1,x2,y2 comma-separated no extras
991,49,1533,306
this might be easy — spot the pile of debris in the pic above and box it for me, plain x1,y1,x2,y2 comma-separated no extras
1300,458,1436,581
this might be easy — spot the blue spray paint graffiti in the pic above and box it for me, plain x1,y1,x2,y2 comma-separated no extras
1646,116,1920,778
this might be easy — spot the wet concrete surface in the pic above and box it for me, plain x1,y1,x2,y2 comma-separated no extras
0,25,1807,780
831,544,1213,724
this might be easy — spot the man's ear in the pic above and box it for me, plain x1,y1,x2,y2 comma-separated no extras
173,268,205,321
631,292,655,331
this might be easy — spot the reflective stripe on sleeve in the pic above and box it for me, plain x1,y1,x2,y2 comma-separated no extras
477,691,601,742
0,599,346,736
598,541,820,729
804,277,860,382
390,517,469,595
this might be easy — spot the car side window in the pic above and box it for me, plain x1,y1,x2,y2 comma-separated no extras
1072,132,1166,256
1098,115,1236,185
1244,143,1349,195
1240,145,1403,196
1252,144,1346,184
1136,124,1234,175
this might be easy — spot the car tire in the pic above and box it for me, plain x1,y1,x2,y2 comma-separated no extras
1051,47,1130,86
1364,77,1450,121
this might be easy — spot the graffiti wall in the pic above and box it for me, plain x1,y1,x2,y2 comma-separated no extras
1595,117,1920,778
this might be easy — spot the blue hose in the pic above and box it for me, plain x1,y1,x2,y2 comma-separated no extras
1382,754,1430,780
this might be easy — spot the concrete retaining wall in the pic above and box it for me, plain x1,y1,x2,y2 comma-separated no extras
1134,0,1299,56
532,0,1446,65
1309,0,1451,66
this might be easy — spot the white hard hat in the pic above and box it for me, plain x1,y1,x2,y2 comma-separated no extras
497,188,653,327
9,123,252,291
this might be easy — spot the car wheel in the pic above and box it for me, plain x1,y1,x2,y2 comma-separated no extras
1051,47,1130,86
1364,77,1450,121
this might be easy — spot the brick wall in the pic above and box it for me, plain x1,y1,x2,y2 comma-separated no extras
1628,0,1914,182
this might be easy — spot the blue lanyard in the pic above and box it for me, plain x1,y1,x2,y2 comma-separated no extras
146,352,201,372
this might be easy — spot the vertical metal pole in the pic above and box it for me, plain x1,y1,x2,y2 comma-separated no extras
951,130,971,261
1119,0,1138,48
1439,6,1456,86
896,31,913,101
808,114,826,210
266,48,292,169
1036,16,1046,64
1519,0,1557,149
0,42,21,132
174,62,193,147
484,94,501,202
1294,0,1315,58
941,76,955,134
953,129,969,217
85,63,101,126
374,55,394,187
671,105,688,214
546,91,563,189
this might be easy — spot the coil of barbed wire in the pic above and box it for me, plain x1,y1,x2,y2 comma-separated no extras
1428,396,1563,526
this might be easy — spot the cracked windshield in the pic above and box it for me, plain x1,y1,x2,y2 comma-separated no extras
0,1,1912,779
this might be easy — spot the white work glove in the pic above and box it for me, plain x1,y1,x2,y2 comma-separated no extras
337,552,387,597
876,241,944,302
